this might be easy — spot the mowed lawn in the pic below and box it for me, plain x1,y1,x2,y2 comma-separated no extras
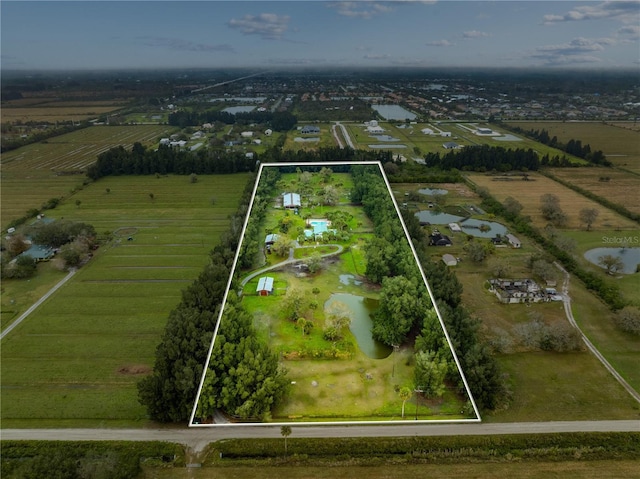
0,173,250,427
467,172,637,230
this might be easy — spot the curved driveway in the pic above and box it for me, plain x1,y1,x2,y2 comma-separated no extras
3,420,639,454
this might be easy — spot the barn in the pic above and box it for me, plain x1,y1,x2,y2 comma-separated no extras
257,277,274,296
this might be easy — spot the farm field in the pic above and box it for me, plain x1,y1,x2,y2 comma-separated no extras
1,125,176,226
548,167,640,215
467,172,637,230
0,173,251,427
506,121,640,173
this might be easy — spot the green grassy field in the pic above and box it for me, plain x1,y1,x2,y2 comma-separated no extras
0,173,250,427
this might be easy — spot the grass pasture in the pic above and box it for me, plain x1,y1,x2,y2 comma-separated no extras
549,167,640,215
0,173,250,427
467,172,637,230
1,100,128,123
506,121,640,172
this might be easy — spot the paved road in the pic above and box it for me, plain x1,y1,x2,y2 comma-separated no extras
3,420,638,454
1,268,76,340
554,261,640,403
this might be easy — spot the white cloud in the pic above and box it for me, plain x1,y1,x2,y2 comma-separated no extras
618,24,640,38
543,1,640,25
463,30,490,39
364,53,391,60
327,1,394,19
227,13,291,40
528,37,616,66
426,39,455,47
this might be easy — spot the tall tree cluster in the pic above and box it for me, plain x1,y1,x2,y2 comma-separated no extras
423,145,540,172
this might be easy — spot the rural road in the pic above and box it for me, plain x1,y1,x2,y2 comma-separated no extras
0,268,77,340
2,420,639,455
554,261,640,403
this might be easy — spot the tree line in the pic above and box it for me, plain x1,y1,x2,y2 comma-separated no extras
507,126,611,166
169,109,297,131
423,145,540,172
87,142,257,180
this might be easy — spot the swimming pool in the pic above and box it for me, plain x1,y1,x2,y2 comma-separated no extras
305,219,332,237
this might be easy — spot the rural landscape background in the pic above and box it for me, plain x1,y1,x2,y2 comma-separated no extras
1,0,639,478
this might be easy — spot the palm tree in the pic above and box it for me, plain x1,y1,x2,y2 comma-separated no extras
399,386,412,418
281,425,292,455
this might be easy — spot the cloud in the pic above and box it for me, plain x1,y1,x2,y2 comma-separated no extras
364,53,391,60
327,1,394,19
618,24,640,38
528,37,615,65
227,13,291,40
543,1,640,25
463,30,490,39
137,37,234,53
426,39,455,47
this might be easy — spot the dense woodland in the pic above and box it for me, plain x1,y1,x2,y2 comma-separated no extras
424,145,540,172
168,109,297,131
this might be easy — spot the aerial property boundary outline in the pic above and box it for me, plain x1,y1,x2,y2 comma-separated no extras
190,161,481,427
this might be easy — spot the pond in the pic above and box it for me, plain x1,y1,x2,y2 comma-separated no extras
460,218,508,238
583,247,640,274
371,104,417,121
325,293,391,359
415,210,464,224
368,144,407,149
369,135,400,141
418,188,448,196
222,105,256,114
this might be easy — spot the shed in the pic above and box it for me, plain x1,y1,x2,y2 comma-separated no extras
265,233,279,245
443,141,460,149
256,277,274,296
448,223,462,232
264,129,273,136
241,131,254,138
282,192,301,209
506,233,521,248
429,233,452,246
442,254,457,266
301,125,320,134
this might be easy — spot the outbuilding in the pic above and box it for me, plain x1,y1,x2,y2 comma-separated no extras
282,192,301,209
442,254,457,266
506,233,521,248
257,276,274,296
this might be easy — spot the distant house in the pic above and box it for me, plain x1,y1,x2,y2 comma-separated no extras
18,244,55,263
440,131,452,137
448,223,462,233
264,129,273,136
442,141,460,149
489,278,549,304
429,232,452,246
506,233,521,248
159,138,170,145
476,127,494,135
367,125,385,134
421,128,434,135
301,125,320,134
442,254,457,266
257,276,274,296
245,152,255,159
241,131,254,138
282,192,301,209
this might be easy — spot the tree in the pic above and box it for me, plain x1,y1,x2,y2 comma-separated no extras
75,199,81,208
491,259,511,278
149,192,155,201
579,208,599,231
190,173,198,183
281,425,292,455
6,233,29,256
414,351,448,398
540,194,567,227
272,235,292,257
465,240,490,263
282,287,306,321
105,188,111,194
324,300,352,341
531,259,557,283
319,166,333,183
305,251,323,274
399,386,412,418
503,196,523,217
615,306,640,335
598,254,624,274
321,185,339,206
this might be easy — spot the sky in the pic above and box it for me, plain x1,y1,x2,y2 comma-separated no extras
1,1,639,71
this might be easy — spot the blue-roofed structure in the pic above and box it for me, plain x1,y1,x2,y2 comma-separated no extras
257,276,274,296
19,244,55,262
282,192,301,209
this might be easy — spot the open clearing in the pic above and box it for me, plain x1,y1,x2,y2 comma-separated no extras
549,167,640,215
467,172,637,230
0,173,250,427
506,121,640,173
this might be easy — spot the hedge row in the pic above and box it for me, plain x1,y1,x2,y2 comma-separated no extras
211,432,640,463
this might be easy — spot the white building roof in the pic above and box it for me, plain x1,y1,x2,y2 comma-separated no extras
257,277,274,292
